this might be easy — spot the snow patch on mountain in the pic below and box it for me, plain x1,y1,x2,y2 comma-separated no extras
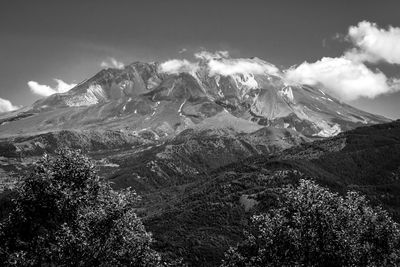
215,75,220,87
232,73,259,90
178,100,186,116
278,86,294,103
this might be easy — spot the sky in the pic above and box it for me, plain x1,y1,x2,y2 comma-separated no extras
0,0,400,118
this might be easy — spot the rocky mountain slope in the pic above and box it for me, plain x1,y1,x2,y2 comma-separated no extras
0,122,309,191
0,57,388,139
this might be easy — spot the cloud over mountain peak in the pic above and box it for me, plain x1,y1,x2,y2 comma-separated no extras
28,79,77,97
285,57,395,101
159,51,280,77
0,97,19,113
284,21,400,101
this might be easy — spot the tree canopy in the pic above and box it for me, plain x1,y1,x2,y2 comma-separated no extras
222,179,400,267
0,149,161,266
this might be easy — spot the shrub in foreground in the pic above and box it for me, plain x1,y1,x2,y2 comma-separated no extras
222,179,400,267
0,149,161,266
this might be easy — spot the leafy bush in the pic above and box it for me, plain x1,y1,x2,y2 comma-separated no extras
222,179,400,267
0,148,161,266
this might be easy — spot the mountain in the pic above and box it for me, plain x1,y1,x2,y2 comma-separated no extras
0,56,388,191
0,58,388,140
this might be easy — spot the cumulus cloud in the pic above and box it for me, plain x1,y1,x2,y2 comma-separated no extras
285,57,399,101
28,79,77,97
194,50,230,60
159,50,280,77
159,59,199,74
100,57,125,69
345,21,400,64
159,45,400,101
207,57,280,76
0,97,19,113
284,21,400,101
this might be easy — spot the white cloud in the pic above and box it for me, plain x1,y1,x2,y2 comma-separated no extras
159,59,199,74
0,97,19,113
100,57,125,69
159,50,280,77
284,21,400,101
345,21,400,64
28,79,77,97
207,57,280,76
53,79,76,93
159,46,399,101
194,50,230,60
285,57,399,101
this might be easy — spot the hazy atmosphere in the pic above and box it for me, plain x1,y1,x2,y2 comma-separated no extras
1,0,400,118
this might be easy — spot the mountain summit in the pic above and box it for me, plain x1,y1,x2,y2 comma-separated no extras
0,57,388,138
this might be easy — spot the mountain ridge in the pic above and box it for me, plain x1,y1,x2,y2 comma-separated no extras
0,58,389,139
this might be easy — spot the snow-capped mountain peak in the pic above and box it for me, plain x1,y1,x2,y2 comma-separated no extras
0,59,389,138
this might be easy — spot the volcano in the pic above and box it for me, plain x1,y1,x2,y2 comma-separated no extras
0,57,388,140
0,56,391,186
